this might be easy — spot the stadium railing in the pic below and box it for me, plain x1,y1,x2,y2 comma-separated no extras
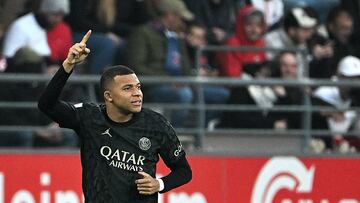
0,45,359,153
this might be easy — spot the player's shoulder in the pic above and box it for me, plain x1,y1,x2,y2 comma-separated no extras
73,102,103,114
74,102,106,125
140,108,172,127
141,108,167,120
139,108,176,136
73,102,99,109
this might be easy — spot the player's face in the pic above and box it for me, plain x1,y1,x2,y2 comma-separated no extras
108,74,143,113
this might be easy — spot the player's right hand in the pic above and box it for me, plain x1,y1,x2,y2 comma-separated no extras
63,30,91,72
135,171,160,195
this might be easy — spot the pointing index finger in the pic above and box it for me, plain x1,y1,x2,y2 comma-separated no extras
80,30,92,44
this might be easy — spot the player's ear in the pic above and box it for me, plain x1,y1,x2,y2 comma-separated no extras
104,90,112,102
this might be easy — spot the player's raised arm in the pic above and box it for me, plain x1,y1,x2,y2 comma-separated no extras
63,30,91,73
38,30,92,130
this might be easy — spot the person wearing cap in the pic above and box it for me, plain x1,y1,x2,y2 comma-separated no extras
127,0,194,128
338,56,360,77
311,55,360,152
2,0,70,61
336,56,360,152
265,7,318,77
336,56,360,106
311,86,357,153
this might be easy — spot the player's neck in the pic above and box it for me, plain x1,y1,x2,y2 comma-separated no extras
106,108,133,123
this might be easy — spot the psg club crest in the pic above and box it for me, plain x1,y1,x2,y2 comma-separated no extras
139,137,151,151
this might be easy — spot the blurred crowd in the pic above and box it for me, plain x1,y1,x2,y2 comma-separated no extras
0,0,360,153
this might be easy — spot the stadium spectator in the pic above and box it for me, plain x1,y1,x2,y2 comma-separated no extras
283,0,339,23
1,0,73,67
217,5,267,77
0,48,78,147
0,48,44,147
309,6,357,79
341,0,359,28
185,23,230,125
183,0,235,45
327,7,353,45
217,62,274,129
2,0,69,61
265,7,318,78
218,51,305,130
66,0,124,74
312,88,356,153
113,0,154,39
249,0,284,30
0,0,33,43
340,0,360,61
270,51,304,129
127,0,194,127
307,34,334,78
101,0,157,66
311,55,360,152
47,21,73,65
323,7,355,77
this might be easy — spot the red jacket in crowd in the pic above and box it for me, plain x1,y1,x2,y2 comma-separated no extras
217,6,267,77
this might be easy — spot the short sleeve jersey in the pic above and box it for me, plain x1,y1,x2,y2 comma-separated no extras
71,103,185,203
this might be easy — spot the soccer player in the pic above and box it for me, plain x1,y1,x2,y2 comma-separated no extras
38,30,192,202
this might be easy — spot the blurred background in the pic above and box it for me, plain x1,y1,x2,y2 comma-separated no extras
0,0,360,202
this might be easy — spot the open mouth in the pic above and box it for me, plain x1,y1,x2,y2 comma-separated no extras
131,100,142,106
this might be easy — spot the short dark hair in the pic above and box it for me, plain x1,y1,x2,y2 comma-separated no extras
100,65,135,94
271,51,297,77
326,6,352,26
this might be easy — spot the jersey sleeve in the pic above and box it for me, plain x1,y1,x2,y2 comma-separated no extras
38,67,81,131
158,120,186,166
158,118,192,192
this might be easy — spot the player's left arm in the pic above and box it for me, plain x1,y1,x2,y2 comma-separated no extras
38,31,91,130
156,122,192,193
135,153,192,195
135,121,192,195
158,154,192,193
